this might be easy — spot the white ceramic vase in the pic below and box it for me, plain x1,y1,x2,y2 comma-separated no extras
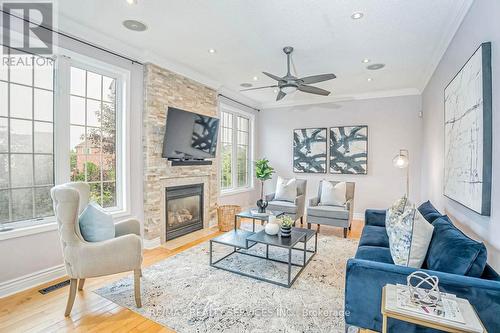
265,215,280,235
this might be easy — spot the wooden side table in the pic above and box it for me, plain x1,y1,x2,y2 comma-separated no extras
381,284,487,333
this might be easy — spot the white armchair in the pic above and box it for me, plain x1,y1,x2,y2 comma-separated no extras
50,182,143,316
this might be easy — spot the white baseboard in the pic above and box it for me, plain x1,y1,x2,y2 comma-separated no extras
0,264,66,298
143,237,161,249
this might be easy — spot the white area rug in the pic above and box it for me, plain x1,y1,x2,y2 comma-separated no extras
95,233,358,333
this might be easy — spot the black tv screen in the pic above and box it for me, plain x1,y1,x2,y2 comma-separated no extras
162,107,220,160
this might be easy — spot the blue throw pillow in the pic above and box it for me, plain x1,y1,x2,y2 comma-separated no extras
79,203,115,242
426,218,487,277
417,200,442,223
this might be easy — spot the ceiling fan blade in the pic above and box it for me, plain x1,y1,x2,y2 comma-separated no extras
240,85,278,92
298,84,331,96
263,71,284,82
299,73,336,84
276,90,286,101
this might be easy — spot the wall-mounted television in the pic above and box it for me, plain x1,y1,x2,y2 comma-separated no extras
161,107,220,160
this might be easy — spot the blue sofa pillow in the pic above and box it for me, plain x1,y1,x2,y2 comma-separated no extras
79,203,115,242
426,218,487,277
417,200,442,223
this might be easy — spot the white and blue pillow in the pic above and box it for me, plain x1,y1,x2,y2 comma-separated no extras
386,199,434,268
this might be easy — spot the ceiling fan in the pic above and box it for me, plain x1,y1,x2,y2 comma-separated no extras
241,46,336,101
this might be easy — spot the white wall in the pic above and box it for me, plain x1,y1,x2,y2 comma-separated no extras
258,95,423,217
421,0,500,270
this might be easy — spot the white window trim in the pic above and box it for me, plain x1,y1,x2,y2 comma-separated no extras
0,47,132,239
218,102,255,196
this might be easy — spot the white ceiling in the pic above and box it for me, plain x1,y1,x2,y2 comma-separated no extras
56,0,473,108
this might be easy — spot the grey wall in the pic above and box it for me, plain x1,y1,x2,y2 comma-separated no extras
258,95,423,216
421,0,500,270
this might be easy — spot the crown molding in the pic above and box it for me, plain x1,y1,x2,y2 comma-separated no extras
418,0,474,92
260,88,421,110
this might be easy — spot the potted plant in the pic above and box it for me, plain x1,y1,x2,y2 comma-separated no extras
255,158,275,213
279,215,294,237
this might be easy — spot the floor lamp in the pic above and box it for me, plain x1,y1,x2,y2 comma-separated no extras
393,149,410,198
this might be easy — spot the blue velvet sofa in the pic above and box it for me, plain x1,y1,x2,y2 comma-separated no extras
344,202,500,333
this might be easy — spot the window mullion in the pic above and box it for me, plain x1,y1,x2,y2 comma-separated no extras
231,114,237,190
54,55,71,185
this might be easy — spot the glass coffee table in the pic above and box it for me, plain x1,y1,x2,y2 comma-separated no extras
210,227,317,288
234,210,285,232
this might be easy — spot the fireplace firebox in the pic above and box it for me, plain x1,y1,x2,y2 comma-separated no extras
165,184,204,241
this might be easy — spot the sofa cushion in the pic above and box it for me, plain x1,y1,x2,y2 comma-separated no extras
308,205,348,220
274,177,297,202
365,209,386,227
355,246,394,264
418,200,442,223
387,209,434,268
359,225,389,248
79,203,115,242
426,218,487,277
267,200,297,214
319,180,346,206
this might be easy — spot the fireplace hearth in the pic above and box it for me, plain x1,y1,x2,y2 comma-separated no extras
165,184,204,241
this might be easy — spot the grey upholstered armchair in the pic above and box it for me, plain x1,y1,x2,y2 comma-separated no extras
307,181,355,238
266,178,307,225
51,182,143,316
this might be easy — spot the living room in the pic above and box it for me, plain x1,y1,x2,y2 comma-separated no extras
0,0,499,332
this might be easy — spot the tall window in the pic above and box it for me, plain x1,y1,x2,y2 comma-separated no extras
0,49,54,225
69,66,117,208
220,105,252,193
0,46,127,229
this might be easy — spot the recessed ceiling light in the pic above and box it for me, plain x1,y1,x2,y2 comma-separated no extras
240,83,253,88
367,78,373,82
252,76,258,81
362,58,370,63
208,48,216,54
273,88,279,93
123,20,147,32
351,12,364,20
367,63,385,70
126,0,137,4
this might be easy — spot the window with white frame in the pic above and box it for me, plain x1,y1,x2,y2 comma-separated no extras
0,45,127,229
220,104,253,193
69,66,118,208
0,48,55,225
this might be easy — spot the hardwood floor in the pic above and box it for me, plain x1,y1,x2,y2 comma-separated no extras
0,220,365,333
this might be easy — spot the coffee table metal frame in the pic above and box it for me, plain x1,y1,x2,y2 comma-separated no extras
234,210,285,232
209,227,317,288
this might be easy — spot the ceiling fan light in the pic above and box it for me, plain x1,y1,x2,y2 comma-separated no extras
280,85,297,94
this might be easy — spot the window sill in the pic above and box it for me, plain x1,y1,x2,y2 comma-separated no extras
0,220,58,241
220,186,255,197
0,209,133,242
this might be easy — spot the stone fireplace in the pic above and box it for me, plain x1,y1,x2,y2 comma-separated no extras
165,184,203,241
143,63,218,243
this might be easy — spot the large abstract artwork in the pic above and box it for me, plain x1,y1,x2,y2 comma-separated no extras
329,126,368,174
191,115,219,155
444,42,492,216
293,128,327,173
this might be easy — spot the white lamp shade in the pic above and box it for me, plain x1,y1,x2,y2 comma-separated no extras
393,154,409,168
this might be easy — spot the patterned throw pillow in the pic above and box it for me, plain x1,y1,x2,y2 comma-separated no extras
386,205,434,268
391,195,408,214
